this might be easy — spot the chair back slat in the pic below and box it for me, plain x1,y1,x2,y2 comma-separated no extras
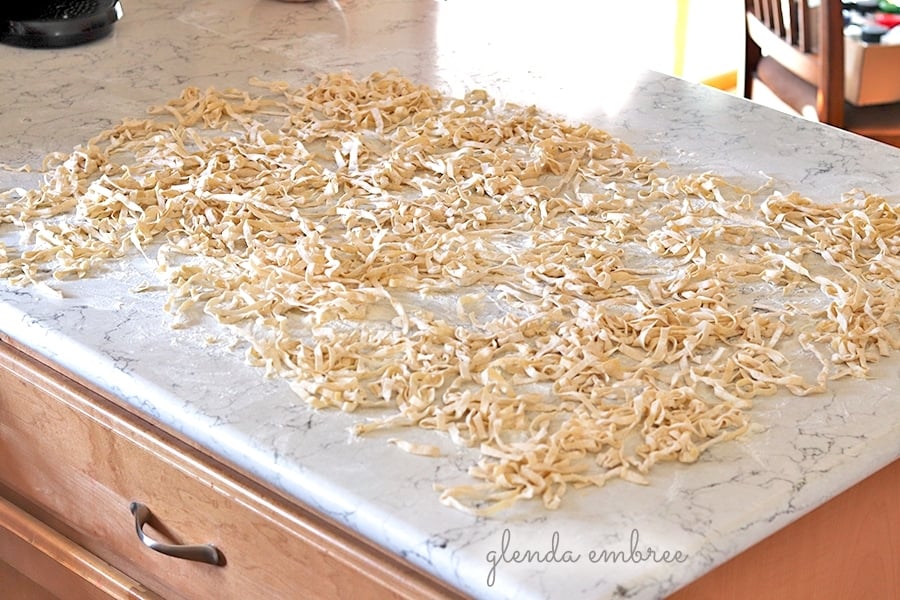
783,1,797,46
749,1,808,49
758,0,772,28
769,0,786,38
758,0,768,25
796,0,811,52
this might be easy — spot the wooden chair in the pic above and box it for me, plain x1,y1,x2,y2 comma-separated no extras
742,0,900,147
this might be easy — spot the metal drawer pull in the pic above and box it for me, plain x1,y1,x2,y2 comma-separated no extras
129,501,223,566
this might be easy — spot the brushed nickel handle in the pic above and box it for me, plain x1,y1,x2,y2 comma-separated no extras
129,501,223,566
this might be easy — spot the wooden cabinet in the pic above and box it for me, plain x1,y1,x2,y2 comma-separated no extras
0,339,464,600
667,457,900,599
2,334,897,599
0,494,161,599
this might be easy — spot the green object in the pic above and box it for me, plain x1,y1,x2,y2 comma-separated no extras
878,0,900,14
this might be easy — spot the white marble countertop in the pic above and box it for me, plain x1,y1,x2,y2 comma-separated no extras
1,1,898,598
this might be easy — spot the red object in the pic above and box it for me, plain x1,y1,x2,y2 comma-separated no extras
875,12,900,27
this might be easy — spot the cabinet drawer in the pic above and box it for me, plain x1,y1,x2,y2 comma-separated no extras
0,494,162,600
0,341,460,600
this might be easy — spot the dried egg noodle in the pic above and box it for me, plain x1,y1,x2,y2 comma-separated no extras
1,71,898,515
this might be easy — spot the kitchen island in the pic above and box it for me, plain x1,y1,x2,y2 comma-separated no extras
1,1,898,599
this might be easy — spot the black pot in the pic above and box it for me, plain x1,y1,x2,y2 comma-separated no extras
1,0,123,49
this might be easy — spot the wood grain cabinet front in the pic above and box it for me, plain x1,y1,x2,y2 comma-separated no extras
0,340,463,600
0,494,163,600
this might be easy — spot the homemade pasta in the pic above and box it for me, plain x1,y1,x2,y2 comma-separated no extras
1,71,898,515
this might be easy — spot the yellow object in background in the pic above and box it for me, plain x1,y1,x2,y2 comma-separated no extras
674,0,690,77
702,70,738,92
674,0,740,93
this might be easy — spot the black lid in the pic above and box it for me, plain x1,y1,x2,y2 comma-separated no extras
1,1,123,48
861,23,889,42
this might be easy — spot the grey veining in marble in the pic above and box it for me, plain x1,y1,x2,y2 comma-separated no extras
1,2,898,599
